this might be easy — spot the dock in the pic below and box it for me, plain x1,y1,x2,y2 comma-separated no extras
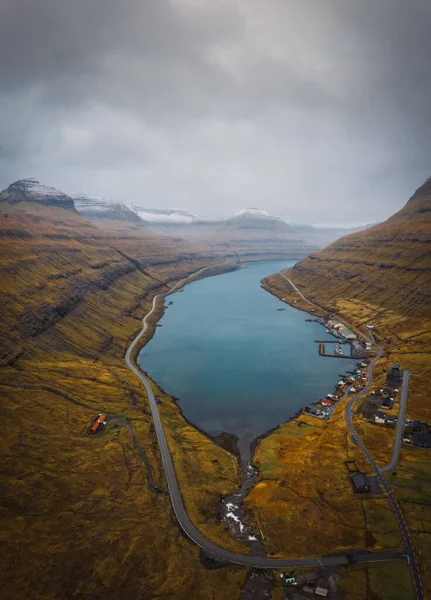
319,343,353,359
315,339,348,344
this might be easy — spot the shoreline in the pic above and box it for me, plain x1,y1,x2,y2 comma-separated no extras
134,261,364,465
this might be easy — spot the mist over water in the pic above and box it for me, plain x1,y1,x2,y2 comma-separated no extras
138,261,356,450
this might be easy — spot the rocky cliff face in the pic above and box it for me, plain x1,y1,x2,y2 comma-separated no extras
0,178,76,210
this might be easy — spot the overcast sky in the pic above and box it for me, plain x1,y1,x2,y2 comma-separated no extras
1,0,430,225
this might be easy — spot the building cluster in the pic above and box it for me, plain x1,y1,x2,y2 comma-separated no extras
304,361,369,420
337,363,369,394
325,318,357,340
360,364,403,427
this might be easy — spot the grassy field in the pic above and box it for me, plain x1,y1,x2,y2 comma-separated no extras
0,204,249,599
244,410,403,558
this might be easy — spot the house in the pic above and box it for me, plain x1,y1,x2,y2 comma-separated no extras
89,413,107,435
386,416,397,427
375,412,387,424
381,397,394,409
281,572,297,586
351,472,370,493
320,399,333,407
412,433,431,448
315,587,329,597
388,364,403,379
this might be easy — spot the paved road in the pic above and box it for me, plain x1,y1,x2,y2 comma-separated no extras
279,272,423,600
123,264,413,571
380,370,410,473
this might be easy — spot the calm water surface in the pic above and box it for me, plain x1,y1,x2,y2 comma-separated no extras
138,261,356,452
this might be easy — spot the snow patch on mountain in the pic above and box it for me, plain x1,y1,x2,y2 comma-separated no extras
73,194,126,209
234,208,271,218
135,208,197,224
14,178,70,199
232,208,287,223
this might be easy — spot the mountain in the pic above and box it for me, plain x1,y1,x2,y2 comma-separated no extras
74,198,317,261
73,194,143,224
141,208,317,262
74,191,371,259
0,178,245,599
0,178,76,210
285,177,430,321
258,177,431,591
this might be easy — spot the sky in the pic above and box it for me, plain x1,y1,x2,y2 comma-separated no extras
0,0,430,226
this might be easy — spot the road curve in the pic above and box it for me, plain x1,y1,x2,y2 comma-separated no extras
122,263,413,570
279,272,423,599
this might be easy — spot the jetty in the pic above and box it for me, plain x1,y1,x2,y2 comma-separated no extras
319,343,353,359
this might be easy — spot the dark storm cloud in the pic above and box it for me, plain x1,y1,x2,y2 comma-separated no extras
0,0,430,224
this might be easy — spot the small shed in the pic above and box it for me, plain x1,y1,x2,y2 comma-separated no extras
351,472,370,493
89,413,107,435
315,587,328,597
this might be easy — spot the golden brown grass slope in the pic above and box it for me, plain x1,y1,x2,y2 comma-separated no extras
257,176,431,597
0,190,249,600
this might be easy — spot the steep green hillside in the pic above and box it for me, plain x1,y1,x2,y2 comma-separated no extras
0,181,248,599
259,176,431,597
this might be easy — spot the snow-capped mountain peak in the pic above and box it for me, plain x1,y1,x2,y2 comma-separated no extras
12,178,70,199
0,178,75,209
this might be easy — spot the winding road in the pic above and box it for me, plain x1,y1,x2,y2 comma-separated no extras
123,263,423,592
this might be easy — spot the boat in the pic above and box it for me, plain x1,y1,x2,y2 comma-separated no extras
276,307,285,311
334,344,344,356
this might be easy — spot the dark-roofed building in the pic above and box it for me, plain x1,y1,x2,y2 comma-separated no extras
381,396,394,409
388,364,403,378
351,472,370,493
362,396,382,419
386,364,403,388
412,433,431,448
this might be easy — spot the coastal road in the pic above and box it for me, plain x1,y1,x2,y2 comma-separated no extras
124,263,412,571
380,370,410,473
279,272,423,599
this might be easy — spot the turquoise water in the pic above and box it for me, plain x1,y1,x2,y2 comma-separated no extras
138,261,356,450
